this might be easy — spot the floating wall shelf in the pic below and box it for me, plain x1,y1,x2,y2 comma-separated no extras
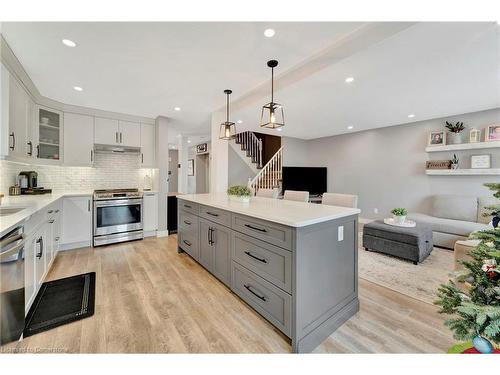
425,141,500,153
425,168,500,176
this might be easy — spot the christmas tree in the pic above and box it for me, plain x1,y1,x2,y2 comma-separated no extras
435,183,500,351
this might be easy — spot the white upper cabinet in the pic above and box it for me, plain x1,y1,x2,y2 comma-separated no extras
119,121,141,147
64,112,94,166
140,123,155,167
1,63,11,157
94,117,120,145
8,75,29,158
37,106,62,161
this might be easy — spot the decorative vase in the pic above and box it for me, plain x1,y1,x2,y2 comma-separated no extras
448,132,463,145
229,195,250,203
472,336,494,354
393,215,406,225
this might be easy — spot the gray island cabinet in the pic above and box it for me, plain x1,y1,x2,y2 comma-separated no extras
177,193,360,353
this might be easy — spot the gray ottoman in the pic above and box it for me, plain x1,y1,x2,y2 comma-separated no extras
363,220,433,264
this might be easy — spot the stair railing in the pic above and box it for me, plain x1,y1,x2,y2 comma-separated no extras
248,146,283,194
235,131,263,168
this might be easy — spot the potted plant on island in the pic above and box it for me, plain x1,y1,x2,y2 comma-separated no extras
227,185,252,203
390,207,408,225
451,154,459,170
445,121,465,145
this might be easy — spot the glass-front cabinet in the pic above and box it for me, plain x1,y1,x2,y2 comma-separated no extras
37,107,62,161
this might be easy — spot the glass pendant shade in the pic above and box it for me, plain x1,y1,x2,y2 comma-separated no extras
260,59,285,129
260,102,284,129
219,89,236,140
219,121,236,140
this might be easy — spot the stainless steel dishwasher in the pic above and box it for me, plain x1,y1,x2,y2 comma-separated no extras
0,225,25,346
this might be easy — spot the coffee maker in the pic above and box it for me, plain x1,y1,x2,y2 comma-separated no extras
18,171,51,194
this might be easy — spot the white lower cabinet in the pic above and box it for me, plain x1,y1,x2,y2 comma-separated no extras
61,196,92,249
24,232,36,310
143,192,158,235
34,227,46,288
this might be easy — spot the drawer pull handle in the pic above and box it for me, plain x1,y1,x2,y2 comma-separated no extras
244,251,267,263
244,284,267,302
48,219,55,224
47,210,54,214
206,211,219,217
183,220,192,225
244,224,267,233
184,204,192,209
183,240,192,247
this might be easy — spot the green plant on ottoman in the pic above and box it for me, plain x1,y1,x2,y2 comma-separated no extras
227,185,252,203
391,207,408,225
434,183,500,354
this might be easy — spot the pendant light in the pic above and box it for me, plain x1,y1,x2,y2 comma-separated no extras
219,89,236,140
260,60,284,129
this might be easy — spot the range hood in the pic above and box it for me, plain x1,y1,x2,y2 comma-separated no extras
94,144,141,154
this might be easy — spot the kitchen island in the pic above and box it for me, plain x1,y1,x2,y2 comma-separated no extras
177,193,360,353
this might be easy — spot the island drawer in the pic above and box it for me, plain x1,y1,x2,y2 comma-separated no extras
178,199,199,215
178,229,199,261
232,232,292,293
232,214,293,250
231,261,291,337
199,205,231,227
179,211,199,232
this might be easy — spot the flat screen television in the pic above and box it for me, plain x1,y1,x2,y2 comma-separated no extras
282,167,327,196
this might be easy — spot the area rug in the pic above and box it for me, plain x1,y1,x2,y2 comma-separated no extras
24,272,95,337
358,245,454,305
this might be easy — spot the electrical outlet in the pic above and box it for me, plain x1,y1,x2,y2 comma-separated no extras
374,208,379,214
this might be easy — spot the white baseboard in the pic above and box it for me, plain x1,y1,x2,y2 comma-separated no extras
157,230,169,237
144,230,157,238
59,241,91,251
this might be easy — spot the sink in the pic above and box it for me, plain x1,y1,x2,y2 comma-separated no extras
0,207,26,216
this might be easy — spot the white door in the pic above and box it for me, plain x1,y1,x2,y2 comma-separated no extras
140,123,155,167
61,196,92,246
8,75,29,158
119,121,141,147
94,117,119,145
143,193,158,232
64,112,94,166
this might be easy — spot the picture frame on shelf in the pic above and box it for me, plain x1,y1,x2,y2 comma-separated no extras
469,128,481,143
196,143,207,153
485,125,500,142
471,154,491,169
426,160,452,170
428,131,446,146
187,159,195,176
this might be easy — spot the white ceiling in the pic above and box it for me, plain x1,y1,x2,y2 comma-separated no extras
2,22,499,140
1,22,364,137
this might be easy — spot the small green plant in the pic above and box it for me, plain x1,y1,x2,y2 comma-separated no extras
451,154,459,165
227,185,252,197
391,207,408,216
445,121,465,133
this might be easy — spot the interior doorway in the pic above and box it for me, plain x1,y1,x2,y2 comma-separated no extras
195,153,210,193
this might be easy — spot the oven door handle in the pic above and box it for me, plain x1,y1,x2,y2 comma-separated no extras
94,199,143,207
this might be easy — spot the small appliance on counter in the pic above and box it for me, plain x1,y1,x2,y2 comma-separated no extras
9,185,21,196
17,171,52,195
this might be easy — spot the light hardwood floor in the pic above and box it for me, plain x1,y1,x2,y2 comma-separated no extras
3,235,454,353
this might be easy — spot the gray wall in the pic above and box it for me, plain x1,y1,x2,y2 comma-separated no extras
168,150,178,193
285,108,500,219
228,146,256,187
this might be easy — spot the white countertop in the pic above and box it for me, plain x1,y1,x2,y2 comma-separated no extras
178,193,360,227
0,191,92,237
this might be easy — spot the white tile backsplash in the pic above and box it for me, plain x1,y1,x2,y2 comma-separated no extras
0,152,158,194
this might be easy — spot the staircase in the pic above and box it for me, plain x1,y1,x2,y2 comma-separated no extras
248,146,283,195
234,131,263,169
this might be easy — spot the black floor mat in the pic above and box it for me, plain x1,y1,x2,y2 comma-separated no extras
24,272,95,337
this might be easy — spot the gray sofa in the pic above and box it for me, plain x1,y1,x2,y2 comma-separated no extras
408,195,494,249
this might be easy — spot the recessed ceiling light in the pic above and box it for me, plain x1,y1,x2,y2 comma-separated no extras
62,39,77,47
277,128,282,132
345,77,354,83
237,120,243,124
174,107,181,111
73,86,83,92
347,126,354,130
187,140,191,144
264,29,276,38
408,114,415,118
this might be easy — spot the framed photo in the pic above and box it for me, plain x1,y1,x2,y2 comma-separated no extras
485,125,500,142
469,128,481,143
187,159,194,176
428,131,446,146
196,143,207,153
471,154,491,169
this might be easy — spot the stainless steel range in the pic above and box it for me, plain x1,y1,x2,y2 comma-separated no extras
93,188,143,247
